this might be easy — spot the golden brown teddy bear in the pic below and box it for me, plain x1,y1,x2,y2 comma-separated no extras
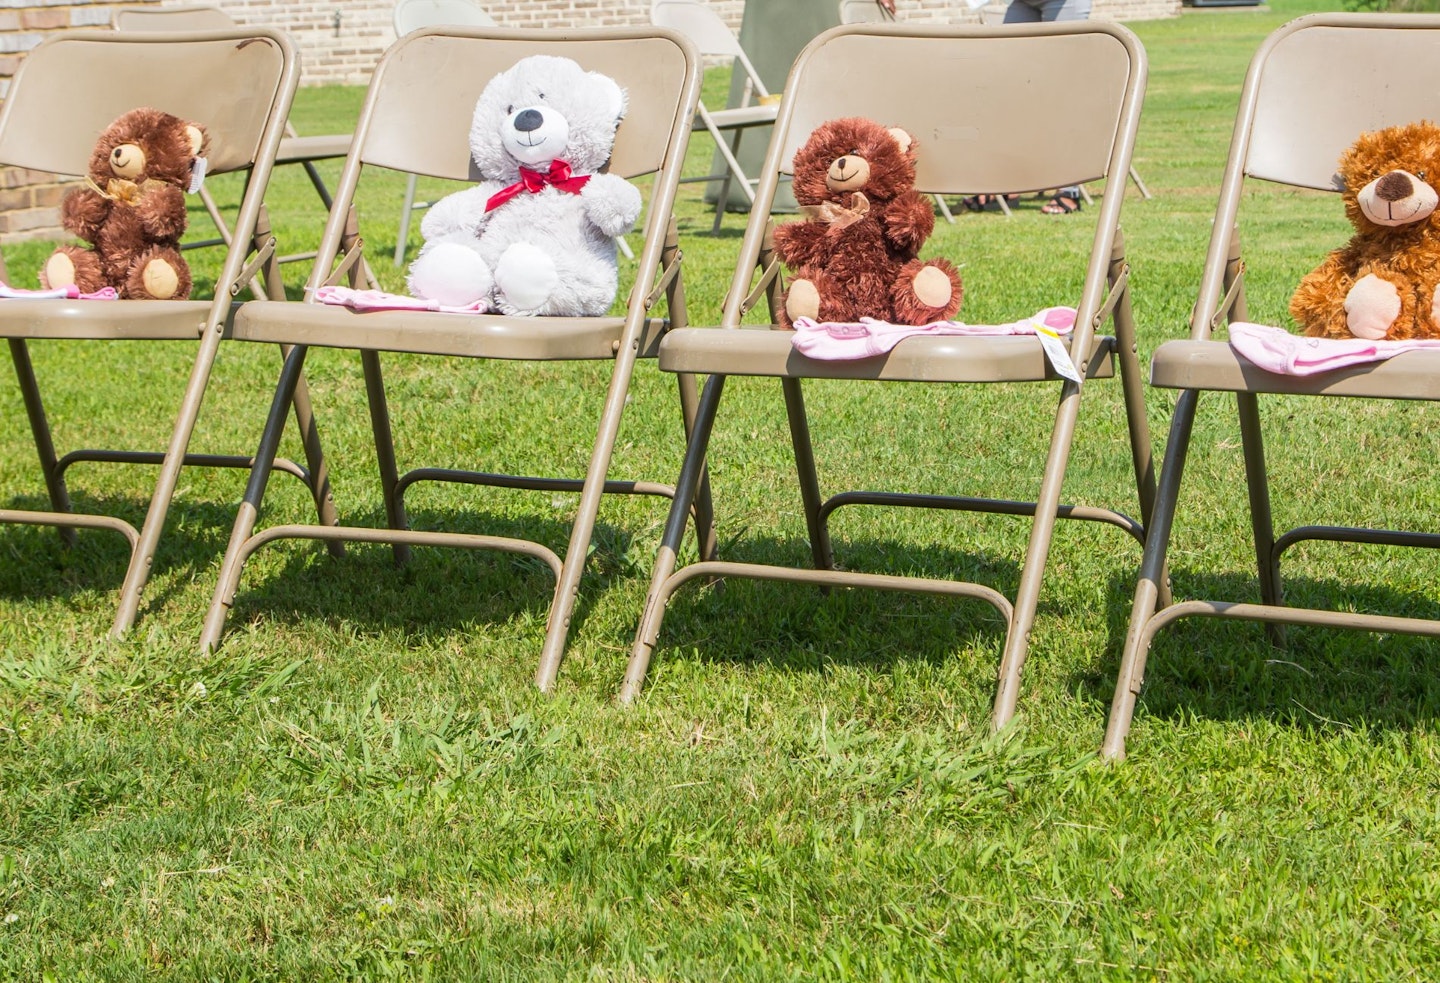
41,108,208,300
773,117,962,329
1291,120,1440,340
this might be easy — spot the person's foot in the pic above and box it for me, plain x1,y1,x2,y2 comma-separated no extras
960,193,1018,213
1041,192,1082,215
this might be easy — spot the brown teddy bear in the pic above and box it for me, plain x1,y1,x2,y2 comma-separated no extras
1290,120,1440,340
41,108,208,300
773,116,962,329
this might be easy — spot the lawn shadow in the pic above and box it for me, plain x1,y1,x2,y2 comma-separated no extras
209,504,647,646
0,493,239,614
639,530,1020,686
1071,567,1440,737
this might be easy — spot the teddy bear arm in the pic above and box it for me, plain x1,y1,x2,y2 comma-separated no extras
580,174,642,238
880,192,936,255
1289,251,1357,338
135,184,189,239
419,185,498,241
60,188,111,242
772,219,832,270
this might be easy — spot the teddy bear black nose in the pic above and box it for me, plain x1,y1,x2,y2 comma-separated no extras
835,157,849,170
1376,171,1414,202
514,109,544,133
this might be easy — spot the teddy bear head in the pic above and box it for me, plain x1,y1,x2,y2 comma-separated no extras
1337,120,1440,236
788,116,918,207
467,54,627,183
87,107,208,191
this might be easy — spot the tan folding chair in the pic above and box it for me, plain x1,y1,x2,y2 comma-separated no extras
390,0,499,266
112,5,354,277
1104,12,1440,762
0,27,340,634
650,0,778,234
620,21,1155,723
198,26,711,692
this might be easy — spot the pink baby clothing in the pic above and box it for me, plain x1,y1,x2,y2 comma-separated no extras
1228,321,1440,376
791,306,1077,360
312,285,489,315
0,283,117,300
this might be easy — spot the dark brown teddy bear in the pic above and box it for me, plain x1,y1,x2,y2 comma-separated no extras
773,116,962,329
41,108,208,300
1291,120,1440,340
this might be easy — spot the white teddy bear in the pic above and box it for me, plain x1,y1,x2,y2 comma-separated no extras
406,54,642,316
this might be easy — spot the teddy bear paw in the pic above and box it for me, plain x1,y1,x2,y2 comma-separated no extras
494,242,559,315
140,258,181,300
784,278,821,324
407,242,494,308
41,252,77,290
1343,274,1401,340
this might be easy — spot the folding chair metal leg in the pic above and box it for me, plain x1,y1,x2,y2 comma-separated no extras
991,381,1084,732
933,194,956,224
1128,166,1152,200
1102,387,1200,763
620,372,728,704
534,326,648,692
782,377,836,572
9,339,76,548
1107,239,1169,609
111,316,228,635
361,350,413,568
676,370,718,563
200,343,311,652
1237,390,1287,648
394,172,420,267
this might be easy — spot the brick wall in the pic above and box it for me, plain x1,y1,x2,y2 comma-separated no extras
0,0,1178,243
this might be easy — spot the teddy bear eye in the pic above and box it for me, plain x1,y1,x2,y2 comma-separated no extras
505,105,513,115
537,92,544,100
1420,170,1427,181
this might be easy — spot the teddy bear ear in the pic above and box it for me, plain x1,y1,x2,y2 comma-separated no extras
184,124,206,157
887,127,914,155
590,71,628,125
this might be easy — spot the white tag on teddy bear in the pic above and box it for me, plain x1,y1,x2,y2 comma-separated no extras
188,156,208,195
1032,315,1083,385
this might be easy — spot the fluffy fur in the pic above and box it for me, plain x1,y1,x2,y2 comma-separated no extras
772,116,961,329
41,108,208,300
1291,120,1440,340
405,55,642,316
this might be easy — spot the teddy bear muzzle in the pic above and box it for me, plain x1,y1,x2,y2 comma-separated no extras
110,143,146,180
826,155,871,191
504,106,569,166
1357,169,1438,227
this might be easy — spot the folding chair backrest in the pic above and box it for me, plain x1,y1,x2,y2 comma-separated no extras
324,26,696,283
393,0,497,35
650,0,768,97
1196,13,1440,336
112,4,237,31
727,22,1143,326
0,29,292,179
1243,15,1440,191
776,24,1133,197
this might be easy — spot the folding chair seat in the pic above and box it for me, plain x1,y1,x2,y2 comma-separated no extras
198,26,711,692
1103,12,1440,762
0,27,338,634
650,0,779,234
620,21,1156,723
112,5,354,278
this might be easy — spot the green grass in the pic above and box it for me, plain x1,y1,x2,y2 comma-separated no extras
5,1,1440,977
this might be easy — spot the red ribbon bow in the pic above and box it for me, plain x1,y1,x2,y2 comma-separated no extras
484,159,592,212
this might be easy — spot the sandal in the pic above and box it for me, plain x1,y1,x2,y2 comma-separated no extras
1040,192,1082,215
